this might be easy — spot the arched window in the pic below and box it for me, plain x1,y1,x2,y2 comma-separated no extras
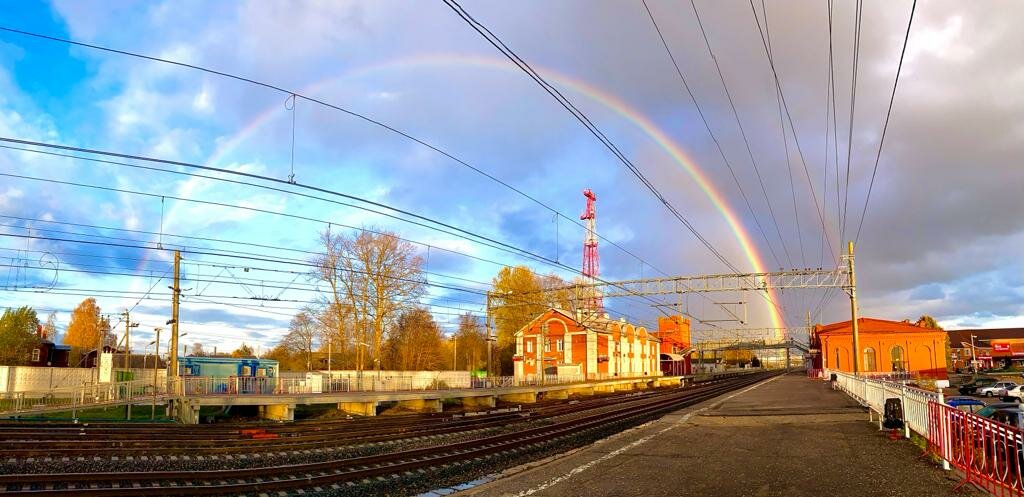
863,348,877,371
834,348,841,370
891,346,905,372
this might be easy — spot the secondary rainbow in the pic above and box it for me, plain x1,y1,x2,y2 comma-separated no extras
179,53,786,330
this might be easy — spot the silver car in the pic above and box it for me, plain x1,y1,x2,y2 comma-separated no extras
980,381,1019,397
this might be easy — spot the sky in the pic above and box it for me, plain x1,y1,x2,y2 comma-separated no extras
0,0,1021,356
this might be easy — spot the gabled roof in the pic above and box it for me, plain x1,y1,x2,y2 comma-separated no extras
513,308,581,337
514,308,660,341
815,317,945,336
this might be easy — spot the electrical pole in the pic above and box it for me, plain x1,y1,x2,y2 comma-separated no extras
120,309,138,420
485,291,493,378
152,327,160,420
169,250,181,391
121,310,138,371
847,241,861,375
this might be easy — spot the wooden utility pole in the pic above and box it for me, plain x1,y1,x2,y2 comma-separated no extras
169,251,181,389
847,241,861,374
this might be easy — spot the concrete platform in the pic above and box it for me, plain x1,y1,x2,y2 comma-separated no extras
459,373,983,497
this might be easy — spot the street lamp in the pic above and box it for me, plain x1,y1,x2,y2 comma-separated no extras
970,334,978,371
178,333,189,358
451,334,458,371
355,342,370,372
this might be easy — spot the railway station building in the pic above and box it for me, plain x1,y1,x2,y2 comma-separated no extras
809,317,947,377
513,309,666,380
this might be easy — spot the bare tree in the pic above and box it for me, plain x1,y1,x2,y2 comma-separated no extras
312,227,424,371
383,308,445,371
283,307,320,371
455,313,486,371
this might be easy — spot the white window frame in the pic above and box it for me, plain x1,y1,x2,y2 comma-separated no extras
526,340,533,353
31,348,41,362
556,339,564,351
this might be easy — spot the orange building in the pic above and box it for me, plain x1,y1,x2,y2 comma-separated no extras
513,309,662,380
810,318,947,377
656,315,692,375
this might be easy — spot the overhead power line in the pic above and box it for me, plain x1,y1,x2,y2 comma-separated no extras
854,0,917,245
685,0,794,269
0,26,671,282
440,0,743,276
641,0,789,270
748,0,838,267
841,0,864,243
0,140,676,315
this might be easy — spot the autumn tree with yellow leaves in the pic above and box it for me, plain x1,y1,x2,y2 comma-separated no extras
63,298,114,350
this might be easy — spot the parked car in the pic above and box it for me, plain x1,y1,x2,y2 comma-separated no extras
958,377,999,395
979,403,1024,418
980,381,1019,397
1004,385,1024,402
947,396,988,413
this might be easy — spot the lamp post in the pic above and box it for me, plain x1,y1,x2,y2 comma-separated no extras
145,337,157,419
178,333,189,360
970,334,978,371
356,342,370,390
451,334,458,371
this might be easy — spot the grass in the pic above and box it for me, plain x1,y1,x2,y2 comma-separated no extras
15,404,174,422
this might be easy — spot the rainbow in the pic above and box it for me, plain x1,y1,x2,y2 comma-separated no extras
165,53,785,330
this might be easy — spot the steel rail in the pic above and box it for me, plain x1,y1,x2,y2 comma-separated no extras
0,372,777,496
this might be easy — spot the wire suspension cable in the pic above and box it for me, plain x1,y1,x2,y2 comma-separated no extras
854,0,917,245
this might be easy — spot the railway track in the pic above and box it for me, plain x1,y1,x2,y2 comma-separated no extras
0,390,659,457
0,371,778,496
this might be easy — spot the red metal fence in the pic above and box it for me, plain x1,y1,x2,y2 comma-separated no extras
929,401,1024,496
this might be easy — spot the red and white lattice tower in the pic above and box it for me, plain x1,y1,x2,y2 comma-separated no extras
580,188,602,312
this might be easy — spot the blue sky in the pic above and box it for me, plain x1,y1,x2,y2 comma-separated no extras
0,0,1022,354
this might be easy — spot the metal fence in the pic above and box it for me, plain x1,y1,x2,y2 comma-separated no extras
171,372,668,396
929,401,1024,496
826,369,941,439
0,379,168,416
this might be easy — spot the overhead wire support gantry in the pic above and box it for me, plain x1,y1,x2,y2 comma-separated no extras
568,267,849,297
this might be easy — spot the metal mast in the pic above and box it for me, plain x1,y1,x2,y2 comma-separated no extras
580,188,602,312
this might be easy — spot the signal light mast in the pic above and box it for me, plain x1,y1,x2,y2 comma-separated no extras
580,188,602,312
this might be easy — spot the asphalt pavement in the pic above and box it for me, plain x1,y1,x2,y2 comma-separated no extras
452,373,984,497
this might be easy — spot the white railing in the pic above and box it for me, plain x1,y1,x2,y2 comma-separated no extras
825,369,941,438
171,372,669,396
0,379,169,416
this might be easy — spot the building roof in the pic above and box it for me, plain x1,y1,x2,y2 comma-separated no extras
178,356,278,365
947,328,1024,348
815,317,945,336
514,308,660,342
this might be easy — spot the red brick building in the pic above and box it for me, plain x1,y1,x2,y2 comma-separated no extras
810,318,947,377
513,309,669,380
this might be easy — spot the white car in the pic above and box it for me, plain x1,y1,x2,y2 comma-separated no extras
1001,384,1024,401
980,381,1018,397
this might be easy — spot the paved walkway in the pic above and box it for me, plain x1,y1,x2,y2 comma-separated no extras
460,373,982,497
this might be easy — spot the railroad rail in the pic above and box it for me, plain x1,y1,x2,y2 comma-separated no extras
0,370,779,496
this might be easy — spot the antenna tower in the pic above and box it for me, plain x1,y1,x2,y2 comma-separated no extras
580,188,602,312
